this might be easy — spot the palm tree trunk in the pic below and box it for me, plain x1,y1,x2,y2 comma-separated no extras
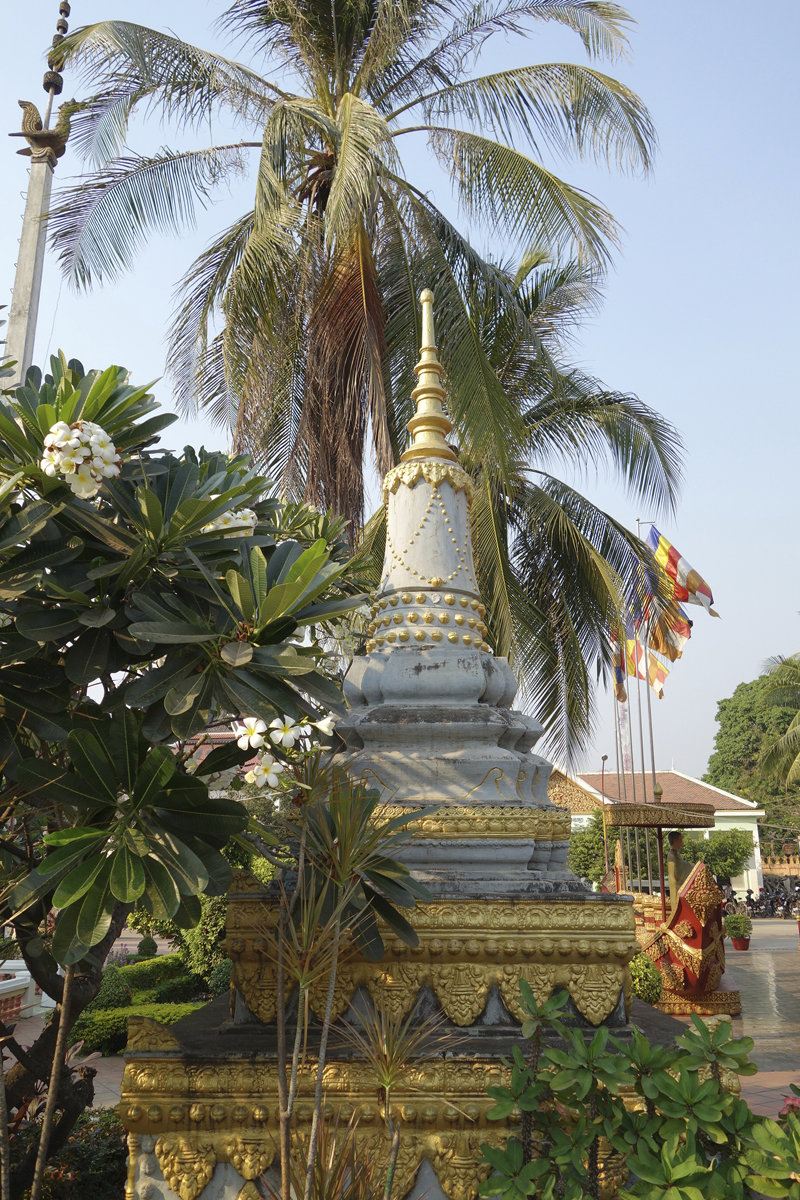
30,964,74,1200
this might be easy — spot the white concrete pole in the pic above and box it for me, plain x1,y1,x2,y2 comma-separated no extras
5,155,55,386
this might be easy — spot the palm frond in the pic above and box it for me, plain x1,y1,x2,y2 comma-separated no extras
374,0,633,109
415,126,620,264
325,95,396,245
49,146,249,289
61,20,281,128
392,64,655,173
168,212,256,418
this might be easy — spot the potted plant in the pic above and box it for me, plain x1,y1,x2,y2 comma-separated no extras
724,912,753,950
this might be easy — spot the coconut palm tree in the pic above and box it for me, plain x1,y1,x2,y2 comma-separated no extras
760,656,800,785
53,0,655,524
360,252,682,758
51,1,679,757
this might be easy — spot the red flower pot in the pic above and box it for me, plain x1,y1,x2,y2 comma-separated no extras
731,937,750,950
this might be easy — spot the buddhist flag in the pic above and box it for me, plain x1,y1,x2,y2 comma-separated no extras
648,654,669,698
648,602,693,662
647,527,718,616
625,638,645,679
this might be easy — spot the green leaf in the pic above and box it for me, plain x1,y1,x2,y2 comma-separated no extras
226,570,254,621
76,858,115,948
125,649,204,706
51,904,89,967
128,618,217,644
142,857,181,919
132,745,176,807
52,855,107,909
67,728,119,802
106,709,141,794
138,486,164,540
155,787,248,838
15,607,81,642
64,627,111,685
109,845,146,902
220,641,253,667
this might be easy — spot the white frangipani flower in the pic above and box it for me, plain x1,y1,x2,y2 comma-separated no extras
245,753,284,789
269,716,300,748
234,716,267,751
40,419,120,498
313,715,337,737
202,507,258,539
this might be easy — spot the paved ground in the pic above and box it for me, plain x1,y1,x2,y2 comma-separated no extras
5,921,799,1117
721,917,800,1117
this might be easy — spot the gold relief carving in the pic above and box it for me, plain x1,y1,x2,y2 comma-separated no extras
673,920,695,939
430,965,493,1025
382,461,475,506
683,866,724,926
126,1018,181,1054
658,989,742,1017
660,961,685,991
223,1134,276,1180
154,1136,216,1200
125,1133,137,1200
569,965,624,1026
432,1132,495,1200
376,805,571,842
237,1186,262,1200
308,963,360,1024
229,869,270,895
230,954,278,1024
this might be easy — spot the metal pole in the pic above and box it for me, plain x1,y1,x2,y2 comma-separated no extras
657,828,666,922
601,754,609,875
614,700,628,801
643,615,659,792
626,828,634,894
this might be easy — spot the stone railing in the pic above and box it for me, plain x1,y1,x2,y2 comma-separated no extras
763,856,800,876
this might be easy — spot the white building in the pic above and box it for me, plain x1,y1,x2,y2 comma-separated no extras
547,767,765,894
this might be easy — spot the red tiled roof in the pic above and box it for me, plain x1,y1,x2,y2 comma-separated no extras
577,770,761,813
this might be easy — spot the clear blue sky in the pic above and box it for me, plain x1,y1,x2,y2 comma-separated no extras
2,1,798,780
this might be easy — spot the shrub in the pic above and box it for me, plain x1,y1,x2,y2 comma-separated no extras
69,1002,203,1055
209,958,232,998
88,965,131,1012
629,953,663,1005
104,948,136,969
136,936,158,959
176,894,227,981
724,912,753,939
152,973,206,1004
11,1109,127,1199
118,952,184,989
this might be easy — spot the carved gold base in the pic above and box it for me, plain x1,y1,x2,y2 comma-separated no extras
226,875,639,1030
656,988,742,1017
120,1037,627,1200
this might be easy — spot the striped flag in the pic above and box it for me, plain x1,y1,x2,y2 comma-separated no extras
647,527,718,616
648,653,669,698
648,602,693,662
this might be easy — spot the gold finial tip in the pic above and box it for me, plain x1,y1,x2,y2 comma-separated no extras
419,288,434,303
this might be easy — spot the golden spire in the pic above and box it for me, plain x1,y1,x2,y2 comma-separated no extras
400,289,458,464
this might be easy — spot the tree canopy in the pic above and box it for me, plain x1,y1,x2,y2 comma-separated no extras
704,673,800,848
681,830,754,885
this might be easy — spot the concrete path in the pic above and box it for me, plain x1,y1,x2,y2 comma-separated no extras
723,917,800,1117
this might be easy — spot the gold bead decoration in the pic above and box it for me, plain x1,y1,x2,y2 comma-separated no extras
414,630,426,641
429,576,444,587
467,617,477,628
387,632,397,643
470,599,480,610
401,593,412,603
415,592,426,604
459,597,469,608
478,604,486,617
368,624,376,635
438,612,450,624
408,612,419,623
376,635,385,646
447,632,459,643
463,634,473,645
423,612,434,623
366,639,376,652
451,537,457,543
444,594,455,605
431,630,443,641
398,630,410,642
383,616,391,626
379,599,388,610
454,614,465,626
389,596,399,607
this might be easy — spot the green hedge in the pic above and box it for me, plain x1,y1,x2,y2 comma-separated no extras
117,953,184,989
70,1002,203,1055
629,952,664,1005
152,973,206,1004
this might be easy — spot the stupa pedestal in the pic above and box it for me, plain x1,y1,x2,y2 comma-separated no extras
118,293,638,1200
